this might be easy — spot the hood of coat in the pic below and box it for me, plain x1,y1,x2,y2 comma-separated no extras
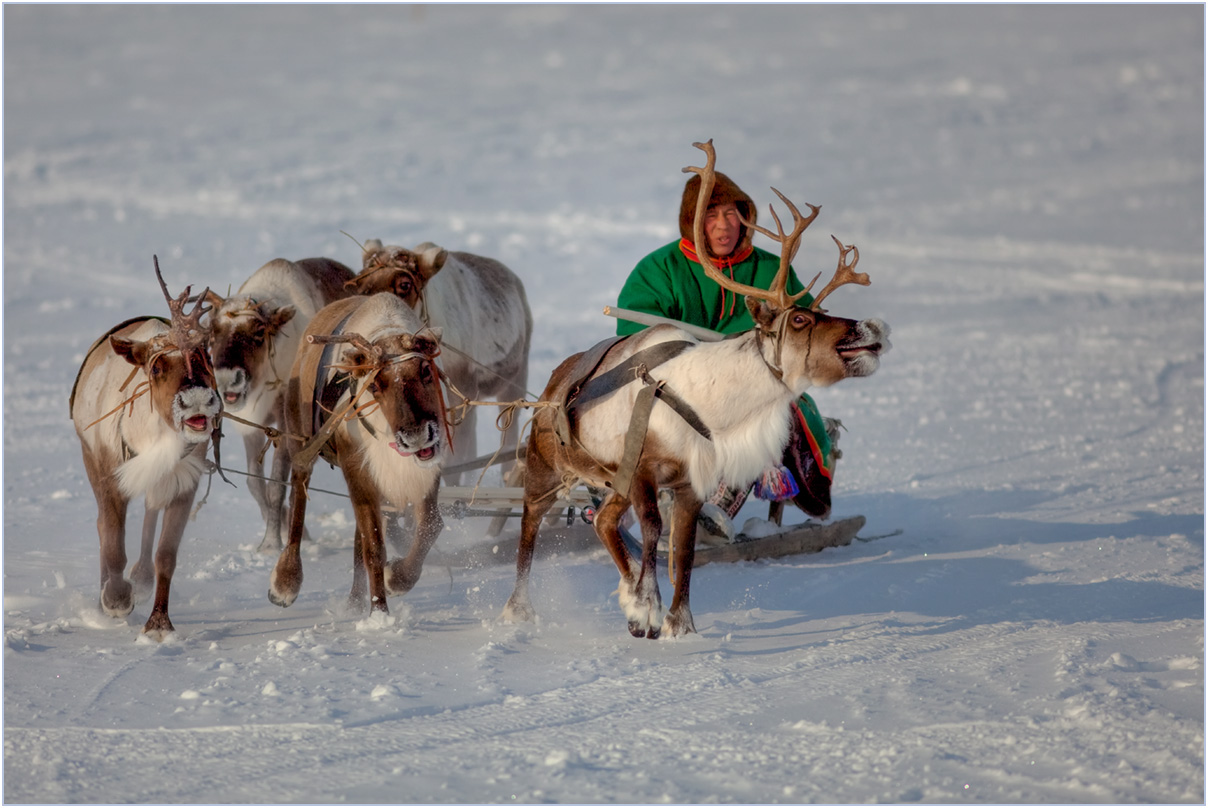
678,170,756,259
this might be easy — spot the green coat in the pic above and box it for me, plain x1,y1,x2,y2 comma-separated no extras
615,239,811,336
614,239,835,475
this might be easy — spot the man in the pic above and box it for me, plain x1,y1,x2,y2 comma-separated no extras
615,169,840,535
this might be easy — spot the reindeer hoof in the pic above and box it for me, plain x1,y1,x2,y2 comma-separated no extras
500,594,536,624
100,579,135,618
141,612,175,640
384,560,418,596
661,608,696,638
268,551,302,607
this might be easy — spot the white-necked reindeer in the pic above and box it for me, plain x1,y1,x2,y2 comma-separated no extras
501,140,891,639
70,259,223,639
346,240,532,484
268,293,449,616
205,257,354,553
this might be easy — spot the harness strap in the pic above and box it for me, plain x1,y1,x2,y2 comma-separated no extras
610,375,658,499
554,335,627,447
294,310,358,469
647,382,712,441
555,338,715,498
568,340,711,441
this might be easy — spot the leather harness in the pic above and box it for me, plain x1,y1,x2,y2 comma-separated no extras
554,335,712,499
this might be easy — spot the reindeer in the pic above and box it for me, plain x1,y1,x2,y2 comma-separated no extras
346,240,532,485
268,293,449,615
501,140,891,639
69,259,223,639
204,257,355,553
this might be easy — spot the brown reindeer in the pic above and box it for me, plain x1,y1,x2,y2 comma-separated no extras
69,259,222,639
501,140,891,638
268,293,449,616
346,240,532,485
205,257,354,552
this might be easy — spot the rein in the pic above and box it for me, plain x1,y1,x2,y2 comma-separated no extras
756,309,804,388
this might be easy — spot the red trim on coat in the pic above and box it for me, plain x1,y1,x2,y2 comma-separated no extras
678,238,756,320
796,405,833,480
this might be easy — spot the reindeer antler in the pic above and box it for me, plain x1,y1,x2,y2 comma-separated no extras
682,140,871,314
683,140,820,311
739,189,821,309
153,255,212,372
806,235,870,312
308,331,382,359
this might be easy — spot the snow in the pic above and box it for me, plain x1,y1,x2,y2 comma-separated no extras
3,4,1203,804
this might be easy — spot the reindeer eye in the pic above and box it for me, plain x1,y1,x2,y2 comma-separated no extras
790,312,813,329
420,363,434,383
149,357,166,377
397,278,413,296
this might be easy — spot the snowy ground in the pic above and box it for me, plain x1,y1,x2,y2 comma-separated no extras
3,4,1204,804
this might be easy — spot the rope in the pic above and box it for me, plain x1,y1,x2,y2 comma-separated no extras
439,341,537,401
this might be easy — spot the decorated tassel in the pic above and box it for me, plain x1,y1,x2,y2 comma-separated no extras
753,465,799,501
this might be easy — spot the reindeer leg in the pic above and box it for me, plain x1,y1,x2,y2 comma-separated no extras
129,501,159,600
383,504,413,556
661,488,699,637
348,525,368,613
386,489,444,596
81,446,134,618
244,430,271,524
347,482,389,615
500,442,559,623
269,464,310,608
141,484,197,640
258,424,291,554
614,477,665,639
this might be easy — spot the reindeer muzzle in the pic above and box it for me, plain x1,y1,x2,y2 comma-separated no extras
174,386,222,441
389,421,443,464
837,319,891,375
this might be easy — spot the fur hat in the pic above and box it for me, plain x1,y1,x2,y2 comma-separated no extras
678,171,757,258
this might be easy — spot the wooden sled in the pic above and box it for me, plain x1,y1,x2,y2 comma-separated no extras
429,434,872,569
427,513,867,569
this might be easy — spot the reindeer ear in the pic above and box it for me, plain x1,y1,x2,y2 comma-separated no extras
746,296,781,329
266,306,296,333
415,244,448,281
361,239,384,269
110,336,150,366
203,290,225,310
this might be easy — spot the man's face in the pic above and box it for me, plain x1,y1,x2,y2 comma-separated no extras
705,202,741,257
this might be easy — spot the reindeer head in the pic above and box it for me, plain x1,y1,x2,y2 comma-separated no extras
684,140,890,394
203,288,297,411
345,239,449,310
312,326,448,465
110,257,221,442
